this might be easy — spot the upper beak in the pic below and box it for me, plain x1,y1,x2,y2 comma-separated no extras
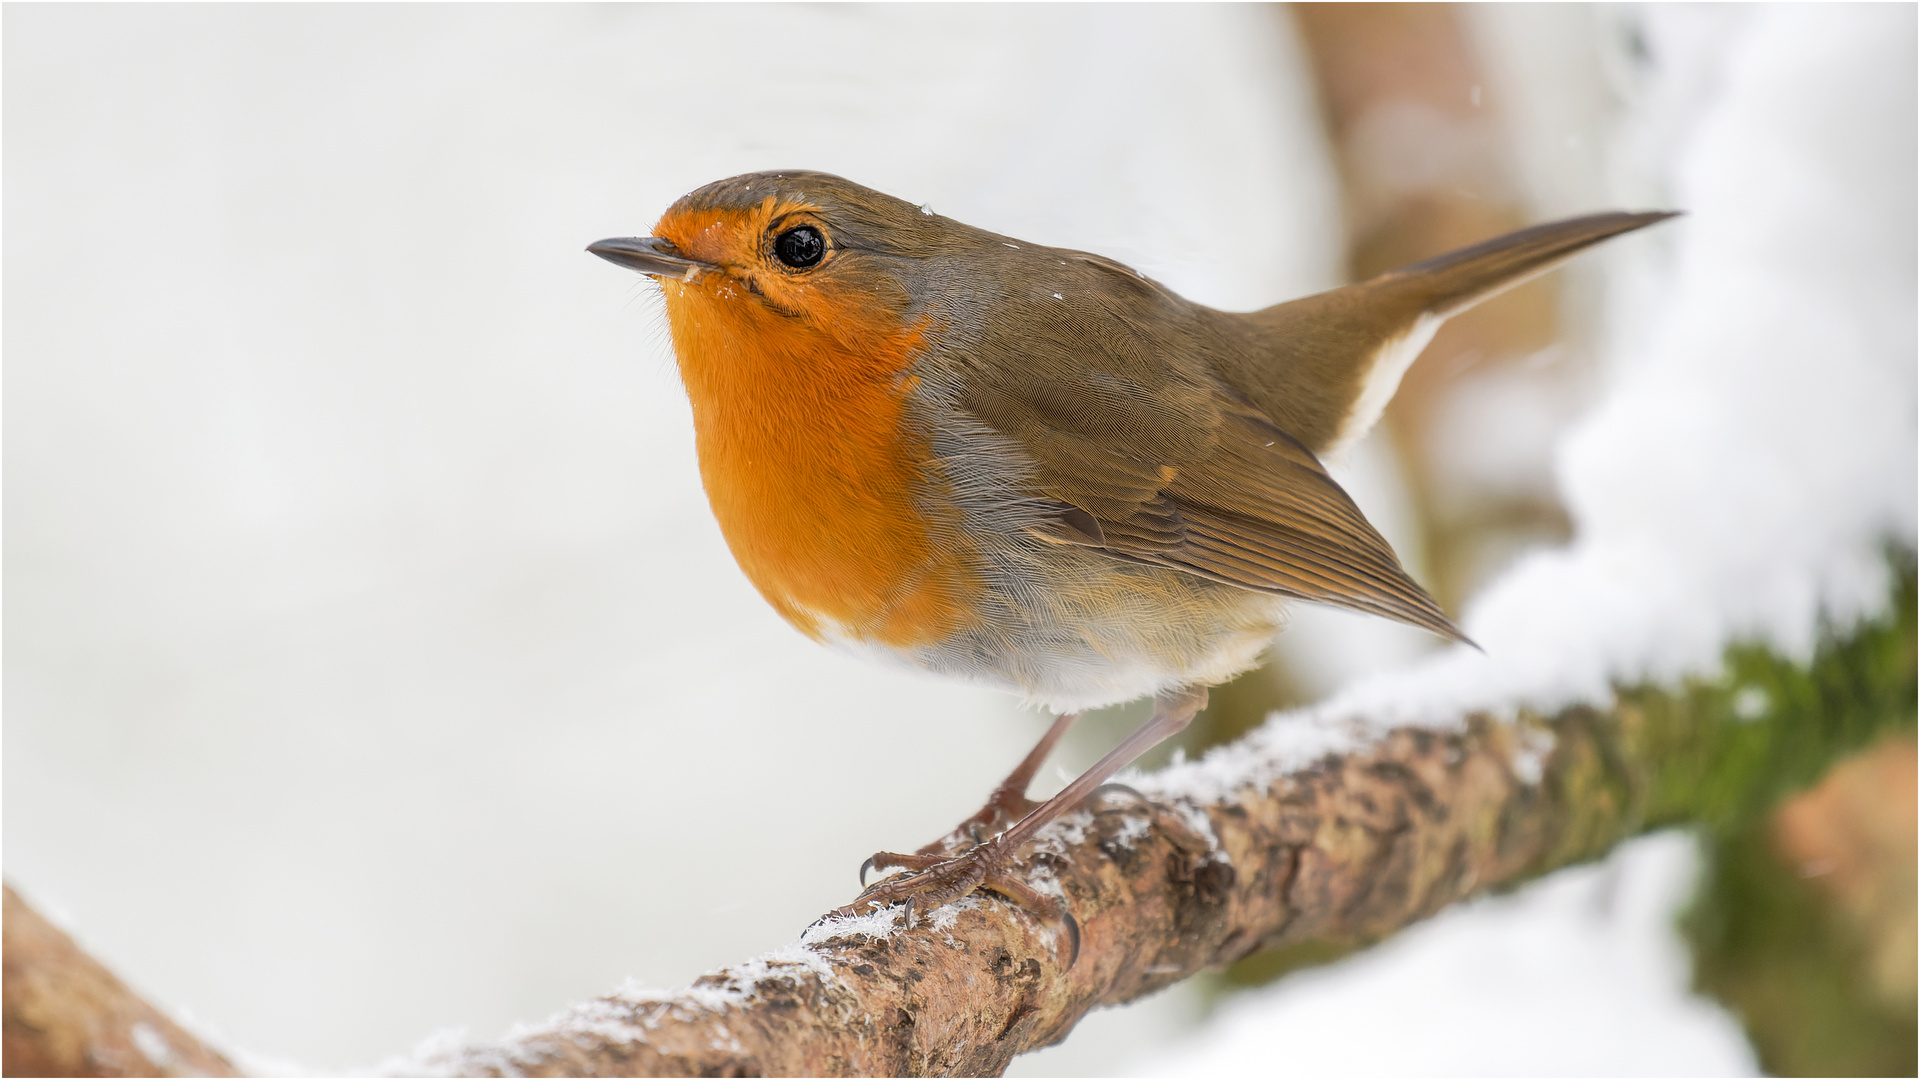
586,236,718,282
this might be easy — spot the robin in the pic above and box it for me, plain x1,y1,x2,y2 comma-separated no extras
590,172,1671,938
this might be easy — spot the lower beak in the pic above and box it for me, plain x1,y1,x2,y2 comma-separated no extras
586,237,718,282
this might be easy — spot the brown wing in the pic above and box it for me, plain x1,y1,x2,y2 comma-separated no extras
947,270,1465,642
1003,392,1466,643
930,213,1679,642
1156,404,1465,641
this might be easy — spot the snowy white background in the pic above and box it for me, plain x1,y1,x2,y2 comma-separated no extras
5,5,1912,1076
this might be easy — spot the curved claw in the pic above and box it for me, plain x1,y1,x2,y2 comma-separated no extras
1062,909,1081,970
1089,782,1149,811
859,856,876,887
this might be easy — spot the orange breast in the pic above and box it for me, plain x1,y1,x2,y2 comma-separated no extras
660,279,979,648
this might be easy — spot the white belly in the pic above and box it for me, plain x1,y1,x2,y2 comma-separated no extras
849,539,1285,712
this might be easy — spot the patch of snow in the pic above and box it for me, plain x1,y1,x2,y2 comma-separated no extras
1106,812,1156,852
799,906,904,946
1032,807,1098,851
129,1023,177,1071
928,894,982,935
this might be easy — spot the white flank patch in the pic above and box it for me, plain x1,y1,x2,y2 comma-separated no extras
1327,312,1443,462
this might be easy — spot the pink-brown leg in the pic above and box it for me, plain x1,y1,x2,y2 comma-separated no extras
837,686,1208,962
921,709,1080,855
862,710,1080,885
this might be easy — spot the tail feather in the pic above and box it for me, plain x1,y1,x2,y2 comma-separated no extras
1384,210,1681,317
1221,210,1678,457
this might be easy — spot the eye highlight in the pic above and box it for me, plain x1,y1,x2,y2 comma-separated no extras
774,226,825,269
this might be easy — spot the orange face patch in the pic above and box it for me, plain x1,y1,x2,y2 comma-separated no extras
653,203,979,648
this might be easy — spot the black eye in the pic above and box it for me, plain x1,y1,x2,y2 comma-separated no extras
774,225,825,269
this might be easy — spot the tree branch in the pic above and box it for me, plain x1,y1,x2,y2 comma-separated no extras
6,568,1911,1078
3,885,238,1078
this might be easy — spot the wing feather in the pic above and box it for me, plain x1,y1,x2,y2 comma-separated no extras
941,241,1470,643
966,369,1467,642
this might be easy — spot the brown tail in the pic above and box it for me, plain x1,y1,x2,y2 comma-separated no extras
1220,210,1678,457
1382,210,1681,317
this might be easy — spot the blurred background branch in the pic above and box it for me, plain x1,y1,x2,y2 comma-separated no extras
3,885,236,1078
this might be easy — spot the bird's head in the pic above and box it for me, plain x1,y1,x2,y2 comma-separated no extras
590,171,978,367
588,173,993,646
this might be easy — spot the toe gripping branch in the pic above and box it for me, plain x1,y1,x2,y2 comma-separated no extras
842,783,1212,971
842,835,1080,968
832,686,1210,973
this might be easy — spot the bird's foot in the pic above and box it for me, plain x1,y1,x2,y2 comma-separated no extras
836,836,1079,963
832,689,1208,971
846,773,1040,902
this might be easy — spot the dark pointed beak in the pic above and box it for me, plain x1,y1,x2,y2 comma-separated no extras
586,236,718,282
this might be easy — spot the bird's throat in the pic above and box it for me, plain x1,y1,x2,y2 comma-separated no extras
660,282,979,648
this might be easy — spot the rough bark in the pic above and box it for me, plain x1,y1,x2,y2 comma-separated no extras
5,568,1911,1078
3,885,237,1078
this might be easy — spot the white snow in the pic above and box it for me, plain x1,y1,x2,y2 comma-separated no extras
128,1022,178,1071
799,906,905,947
398,935,863,1075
